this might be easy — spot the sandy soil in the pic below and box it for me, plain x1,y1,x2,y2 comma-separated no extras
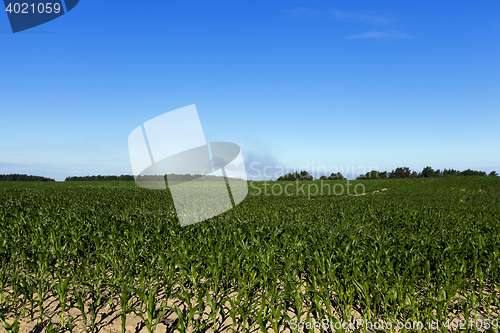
2,281,498,333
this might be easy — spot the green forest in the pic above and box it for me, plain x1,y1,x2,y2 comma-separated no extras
276,166,498,181
356,166,498,180
0,174,55,182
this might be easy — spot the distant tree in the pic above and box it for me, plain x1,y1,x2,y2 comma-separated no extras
421,166,436,178
356,170,387,180
319,175,328,180
328,172,345,180
392,167,411,179
388,167,410,179
363,170,378,179
489,171,498,177
460,169,487,177
276,172,296,181
442,168,459,177
277,170,312,181
298,171,313,181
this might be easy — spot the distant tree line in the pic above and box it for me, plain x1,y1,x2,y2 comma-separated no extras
0,174,55,181
357,166,498,180
64,174,235,182
274,167,498,181
166,174,230,181
65,175,135,181
277,171,346,181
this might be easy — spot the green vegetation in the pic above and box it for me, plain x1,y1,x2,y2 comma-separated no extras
0,177,499,332
356,166,496,180
64,175,135,181
277,171,345,181
64,174,236,183
0,174,55,182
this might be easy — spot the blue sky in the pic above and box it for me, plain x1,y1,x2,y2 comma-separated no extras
1,0,499,180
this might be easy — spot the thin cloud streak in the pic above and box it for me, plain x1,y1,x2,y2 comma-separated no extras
285,8,413,40
286,8,393,25
345,31,414,39
328,11,393,25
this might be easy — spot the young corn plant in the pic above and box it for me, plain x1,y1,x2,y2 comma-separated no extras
0,314,20,333
204,289,224,332
134,283,169,333
55,274,71,329
119,281,133,333
74,284,89,332
0,268,6,309
169,284,203,333
19,273,36,322
83,278,106,332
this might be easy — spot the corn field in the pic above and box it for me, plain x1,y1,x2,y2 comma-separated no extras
0,177,499,332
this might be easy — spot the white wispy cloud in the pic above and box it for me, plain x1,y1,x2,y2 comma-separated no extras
285,8,414,40
345,31,413,39
286,8,393,26
328,11,393,25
